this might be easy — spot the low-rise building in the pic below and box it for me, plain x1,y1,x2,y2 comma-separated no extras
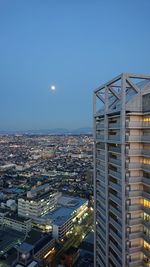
43,196,88,240
3,214,32,233
18,183,60,219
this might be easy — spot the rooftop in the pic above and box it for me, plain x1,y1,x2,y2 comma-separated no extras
43,196,88,226
43,207,74,226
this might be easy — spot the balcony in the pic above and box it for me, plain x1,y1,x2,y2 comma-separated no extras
96,144,105,150
109,146,121,153
143,220,150,229
126,121,142,128
96,154,105,161
127,217,142,226
126,121,150,128
109,157,121,166
142,164,150,172
127,245,142,254
96,134,104,140
141,136,150,142
128,259,143,267
143,121,150,128
126,176,142,183
109,240,122,260
109,181,121,192
127,204,142,212
127,190,142,198
143,177,150,186
143,191,150,199
96,123,104,130
97,174,105,182
109,216,122,232
109,193,122,206
127,246,142,254
109,229,122,244
127,162,142,170
142,150,150,156
126,135,141,142
109,169,121,179
127,149,142,156
128,230,142,239
143,247,150,259
109,205,121,218
109,252,122,267
108,135,121,142
143,232,150,244
108,123,121,129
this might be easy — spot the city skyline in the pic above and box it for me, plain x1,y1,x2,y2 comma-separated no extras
0,0,150,131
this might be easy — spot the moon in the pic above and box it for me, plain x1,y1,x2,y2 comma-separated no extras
50,85,56,91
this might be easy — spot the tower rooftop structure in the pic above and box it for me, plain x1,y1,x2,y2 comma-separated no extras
93,73,150,267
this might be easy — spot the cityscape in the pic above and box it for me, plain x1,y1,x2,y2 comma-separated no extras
0,134,93,267
0,1,150,267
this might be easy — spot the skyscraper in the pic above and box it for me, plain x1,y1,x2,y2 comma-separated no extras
93,73,150,267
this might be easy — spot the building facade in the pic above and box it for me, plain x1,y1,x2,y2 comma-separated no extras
93,73,150,267
18,184,60,219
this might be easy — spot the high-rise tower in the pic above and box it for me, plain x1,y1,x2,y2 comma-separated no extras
93,73,150,267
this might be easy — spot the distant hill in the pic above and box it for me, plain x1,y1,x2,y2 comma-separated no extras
0,127,92,135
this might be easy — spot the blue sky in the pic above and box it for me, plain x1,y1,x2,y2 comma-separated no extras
0,0,150,131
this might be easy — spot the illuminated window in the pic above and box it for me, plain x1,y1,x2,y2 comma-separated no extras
144,240,150,251
144,199,150,208
143,118,150,122
143,158,150,164
144,212,150,222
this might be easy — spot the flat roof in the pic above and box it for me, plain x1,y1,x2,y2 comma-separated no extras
43,207,74,226
58,196,87,209
43,196,88,226
17,242,34,253
5,213,31,223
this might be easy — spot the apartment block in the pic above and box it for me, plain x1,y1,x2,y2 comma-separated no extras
18,183,60,219
93,73,150,267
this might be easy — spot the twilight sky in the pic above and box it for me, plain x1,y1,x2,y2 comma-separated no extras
0,0,150,131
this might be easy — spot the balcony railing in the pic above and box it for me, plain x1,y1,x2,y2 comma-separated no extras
108,123,121,129
109,240,122,260
109,205,121,218
142,164,150,171
127,162,142,169
142,149,150,156
142,177,150,185
96,134,104,140
109,217,122,232
96,123,104,129
127,217,142,226
127,204,142,212
109,157,121,165
126,176,142,183
128,259,143,267
109,169,121,179
126,135,141,142
127,245,142,254
127,190,142,197
96,154,105,160
109,146,121,153
109,229,122,244
127,149,142,156
127,230,142,239
108,135,120,141
126,121,142,128
109,181,121,192
109,252,122,267
109,193,122,206
143,191,150,199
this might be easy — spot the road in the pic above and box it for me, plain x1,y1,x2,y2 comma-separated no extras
45,209,93,267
